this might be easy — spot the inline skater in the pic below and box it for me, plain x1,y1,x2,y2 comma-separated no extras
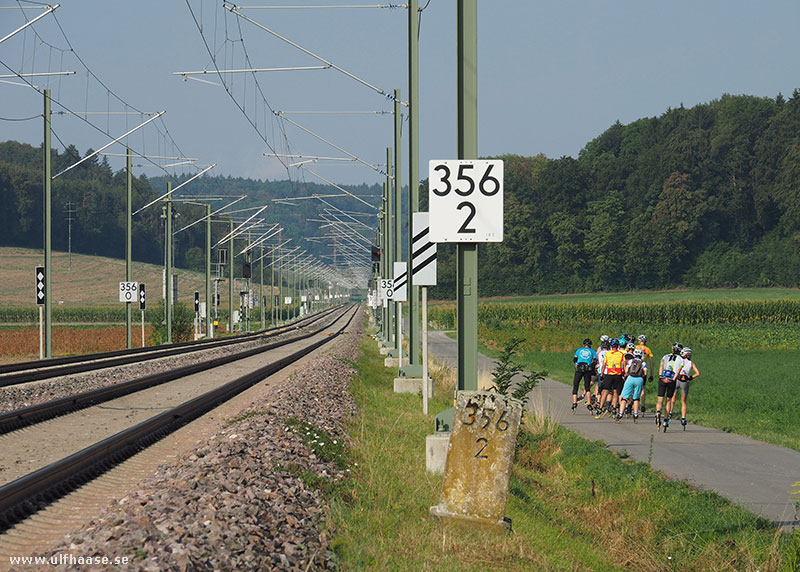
616,348,647,424
655,342,684,431
635,334,655,413
591,335,611,412
674,347,700,430
596,338,625,418
622,342,636,417
572,338,597,413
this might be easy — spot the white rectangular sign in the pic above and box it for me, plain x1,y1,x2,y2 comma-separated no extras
412,212,437,286
381,278,394,301
392,262,408,302
428,159,503,242
119,281,139,302
284,296,293,304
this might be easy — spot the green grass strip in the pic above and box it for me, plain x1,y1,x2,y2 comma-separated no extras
330,334,795,571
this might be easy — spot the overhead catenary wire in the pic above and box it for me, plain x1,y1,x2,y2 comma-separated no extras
277,113,386,176
52,111,166,179
1,7,204,182
0,3,57,45
132,163,216,215
224,2,406,106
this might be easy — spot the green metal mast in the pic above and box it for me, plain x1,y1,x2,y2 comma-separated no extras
205,203,212,338
126,148,133,349
393,91,403,361
385,147,394,347
457,0,478,392
165,186,173,344
406,0,421,374
228,219,234,333
43,89,52,358
260,242,265,329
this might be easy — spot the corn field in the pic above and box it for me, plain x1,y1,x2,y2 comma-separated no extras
428,299,800,330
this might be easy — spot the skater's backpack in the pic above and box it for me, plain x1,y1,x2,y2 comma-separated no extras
627,357,644,378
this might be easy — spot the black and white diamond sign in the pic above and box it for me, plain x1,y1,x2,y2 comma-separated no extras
35,266,45,306
139,283,147,310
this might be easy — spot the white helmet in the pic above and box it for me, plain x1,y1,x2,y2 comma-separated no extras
599,334,610,343
633,348,644,359
681,347,693,358
638,334,647,343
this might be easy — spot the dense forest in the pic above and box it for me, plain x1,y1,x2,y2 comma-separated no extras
0,140,381,272
429,92,800,296
3,91,800,296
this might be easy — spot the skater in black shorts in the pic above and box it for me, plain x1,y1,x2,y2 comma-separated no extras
656,342,683,431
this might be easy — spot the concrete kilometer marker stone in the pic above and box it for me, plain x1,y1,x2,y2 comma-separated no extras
430,391,522,531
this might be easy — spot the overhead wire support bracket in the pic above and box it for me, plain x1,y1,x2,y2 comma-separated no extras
0,3,58,45
0,71,75,79
132,163,216,215
230,4,408,8
52,111,166,180
301,166,380,210
213,205,269,248
224,2,407,106
275,113,386,175
173,66,330,79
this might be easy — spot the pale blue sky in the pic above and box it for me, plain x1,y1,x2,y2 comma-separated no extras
2,1,799,187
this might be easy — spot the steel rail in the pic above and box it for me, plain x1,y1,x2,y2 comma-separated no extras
0,307,346,434
0,306,341,387
0,304,357,530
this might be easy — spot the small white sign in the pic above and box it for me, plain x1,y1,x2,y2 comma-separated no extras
381,278,395,301
284,296,293,304
428,159,503,243
412,212,437,286
301,295,308,302
392,262,408,302
119,281,139,302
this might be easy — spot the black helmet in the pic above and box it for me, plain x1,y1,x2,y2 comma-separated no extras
583,338,592,346
672,342,683,354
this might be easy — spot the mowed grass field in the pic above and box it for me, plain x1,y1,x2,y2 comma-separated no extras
0,247,208,309
430,291,800,451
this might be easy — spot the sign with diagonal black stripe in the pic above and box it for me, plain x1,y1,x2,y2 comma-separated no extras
391,262,408,302
412,212,437,286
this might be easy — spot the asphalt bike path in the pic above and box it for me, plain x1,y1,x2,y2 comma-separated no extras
427,330,800,531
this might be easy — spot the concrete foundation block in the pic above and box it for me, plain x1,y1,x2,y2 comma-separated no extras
426,432,450,474
379,346,392,355
384,357,403,368
393,377,434,397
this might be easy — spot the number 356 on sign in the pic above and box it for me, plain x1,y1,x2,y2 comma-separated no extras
428,159,503,243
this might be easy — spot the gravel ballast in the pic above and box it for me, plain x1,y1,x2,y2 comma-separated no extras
33,311,364,571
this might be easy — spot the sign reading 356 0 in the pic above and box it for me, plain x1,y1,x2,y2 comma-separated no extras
428,159,503,243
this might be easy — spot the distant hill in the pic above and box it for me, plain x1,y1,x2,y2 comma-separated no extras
429,91,800,297
0,140,381,273
0,247,207,307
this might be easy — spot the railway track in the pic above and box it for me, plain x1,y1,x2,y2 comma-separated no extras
0,307,344,432
0,304,357,533
0,306,342,388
